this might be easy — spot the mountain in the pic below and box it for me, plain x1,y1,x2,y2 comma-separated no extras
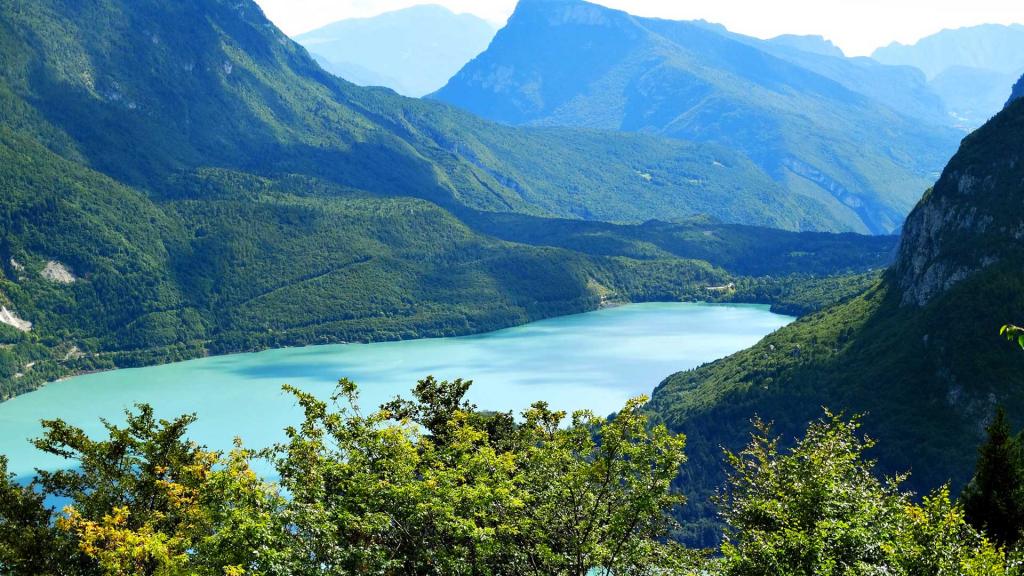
767,34,844,57
0,0,846,229
294,5,497,97
309,55,401,91
872,24,1024,128
648,79,1024,546
0,0,891,399
872,24,1024,79
929,65,1021,128
741,37,950,128
432,0,963,235
1010,75,1024,106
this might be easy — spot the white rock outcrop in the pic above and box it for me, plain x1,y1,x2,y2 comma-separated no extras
0,306,32,332
41,261,76,284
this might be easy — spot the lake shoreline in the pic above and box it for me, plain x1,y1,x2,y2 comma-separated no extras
6,295,776,404
0,302,794,481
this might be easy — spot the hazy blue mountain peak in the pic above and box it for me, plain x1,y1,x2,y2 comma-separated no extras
688,19,728,34
768,34,845,57
870,24,1024,128
510,0,634,28
295,4,497,96
872,24,1024,78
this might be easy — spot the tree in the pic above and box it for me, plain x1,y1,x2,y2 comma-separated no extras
3,380,1018,575
381,375,476,442
381,375,522,453
714,411,1008,575
31,406,284,576
0,455,84,576
962,407,1024,548
269,378,690,575
511,399,689,576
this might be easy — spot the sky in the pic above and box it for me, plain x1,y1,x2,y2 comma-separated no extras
253,0,1024,57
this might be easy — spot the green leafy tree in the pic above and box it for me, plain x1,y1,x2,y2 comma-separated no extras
267,379,431,574
714,411,1008,575
382,376,476,440
0,456,85,575
895,487,1011,576
269,378,690,575
511,399,689,575
381,375,523,452
5,379,1022,575
29,406,284,576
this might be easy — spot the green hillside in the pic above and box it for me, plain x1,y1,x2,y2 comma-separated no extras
648,94,1024,547
0,126,741,399
0,0,827,231
460,210,896,278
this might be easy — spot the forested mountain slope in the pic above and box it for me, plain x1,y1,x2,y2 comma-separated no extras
0,0,891,399
433,0,963,234
649,82,1024,546
0,0,830,230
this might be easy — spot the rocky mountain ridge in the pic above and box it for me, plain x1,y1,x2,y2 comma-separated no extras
895,79,1024,306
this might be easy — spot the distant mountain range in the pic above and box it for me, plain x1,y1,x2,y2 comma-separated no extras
432,0,963,235
650,75,1024,546
873,24,1024,128
295,5,497,97
767,34,845,58
873,24,1024,78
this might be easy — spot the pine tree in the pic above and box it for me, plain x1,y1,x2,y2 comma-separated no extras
962,406,1024,547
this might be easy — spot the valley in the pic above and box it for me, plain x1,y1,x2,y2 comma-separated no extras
0,0,893,401
1,0,1023,571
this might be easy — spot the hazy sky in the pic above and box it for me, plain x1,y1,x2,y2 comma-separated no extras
254,0,1024,56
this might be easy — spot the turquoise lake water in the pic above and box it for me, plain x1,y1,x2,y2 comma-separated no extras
0,303,792,479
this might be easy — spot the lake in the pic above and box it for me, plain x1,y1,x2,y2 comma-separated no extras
0,303,792,479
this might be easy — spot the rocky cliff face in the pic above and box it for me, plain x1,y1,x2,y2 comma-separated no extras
1009,74,1024,107
895,89,1024,306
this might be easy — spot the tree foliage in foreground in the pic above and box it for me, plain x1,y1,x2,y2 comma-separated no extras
1,377,688,576
715,412,1011,575
0,379,1017,575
